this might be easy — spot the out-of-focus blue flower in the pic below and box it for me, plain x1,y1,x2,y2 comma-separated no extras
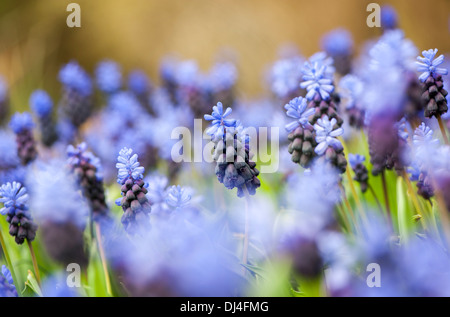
30,90,53,118
269,56,304,99
107,91,142,117
116,147,145,184
166,185,191,209
286,160,341,224
407,164,421,181
0,130,19,169
338,75,363,109
58,61,93,96
300,58,334,100
416,49,448,82
145,174,170,213
204,102,237,140
95,60,122,94
413,122,439,146
28,160,88,228
0,265,17,297
321,28,353,57
2,266,13,286
396,117,409,142
348,154,365,169
370,30,417,72
9,112,34,134
381,5,398,29
41,273,79,297
314,116,343,155
0,181,28,216
175,60,199,86
284,96,315,132
309,52,335,77
208,62,237,91
67,142,103,180
128,70,151,95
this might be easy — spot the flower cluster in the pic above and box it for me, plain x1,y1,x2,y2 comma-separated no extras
58,61,93,130
416,49,448,118
115,147,151,232
30,90,58,147
0,182,38,244
67,143,109,221
349,154,369,193
95,60,122,95
205,102,260,197
285,54,347,172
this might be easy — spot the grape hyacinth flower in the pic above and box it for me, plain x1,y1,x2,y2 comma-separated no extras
300,55,343,128
67,143,109,221
338,75,365,129
300,60,335,101
381,5,398,31
411,123,438,199
28,161,88,269
58,61,93,129
30,90,58,147
314,116,347,172
285,97,317,167
0,182,38,245
0,76,9,125
95,60,122,95
204,102,237,142
128,70,154,114
416,49,448,119
349,154,369,193
208,61,237,107
0,265,17,297
321,28,353,75
205,103,260,197
368,113,407,176
115,147,151,232
269,55,304,102
9,112,37,165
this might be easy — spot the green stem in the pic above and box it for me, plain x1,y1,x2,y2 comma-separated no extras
27,240,41,285
368,184,383,215
381,171,393,231
437,115,449,145
242,186,250,275
95,223,112,296
0,229,19,294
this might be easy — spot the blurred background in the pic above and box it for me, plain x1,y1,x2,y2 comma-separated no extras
0,0,449,109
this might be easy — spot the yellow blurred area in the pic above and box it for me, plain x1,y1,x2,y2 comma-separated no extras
0,0,449,108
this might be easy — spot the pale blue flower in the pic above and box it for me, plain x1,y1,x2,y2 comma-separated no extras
300,59,334,100
314,116,343,155
166,185,191,209
116,147,145,184
416,49,448,82
204,102,236,140
348,154,365,169
284,96,315,132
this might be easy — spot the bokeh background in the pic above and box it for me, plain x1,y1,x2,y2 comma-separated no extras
0,0,449,109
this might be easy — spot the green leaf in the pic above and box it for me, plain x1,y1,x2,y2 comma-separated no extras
241,263,266,280
21,270,43,297
397,176,413,244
